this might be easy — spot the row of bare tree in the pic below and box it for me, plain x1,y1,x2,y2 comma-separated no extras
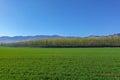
1,37,120,47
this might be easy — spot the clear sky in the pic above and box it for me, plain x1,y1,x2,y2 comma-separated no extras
0,0,120,37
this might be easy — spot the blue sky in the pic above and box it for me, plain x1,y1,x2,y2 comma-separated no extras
0,0,120,37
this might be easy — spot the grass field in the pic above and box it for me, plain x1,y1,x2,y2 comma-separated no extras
0,47,120,80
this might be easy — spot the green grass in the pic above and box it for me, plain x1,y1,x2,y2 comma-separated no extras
0,47,120,80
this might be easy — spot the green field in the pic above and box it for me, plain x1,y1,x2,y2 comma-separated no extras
0,47,120,80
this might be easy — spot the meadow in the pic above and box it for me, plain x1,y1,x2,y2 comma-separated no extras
0,47,120,80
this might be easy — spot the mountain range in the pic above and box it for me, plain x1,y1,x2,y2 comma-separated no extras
0,35,66,43
0,33,120,43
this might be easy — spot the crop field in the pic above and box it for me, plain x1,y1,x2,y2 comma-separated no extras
0,47,120,80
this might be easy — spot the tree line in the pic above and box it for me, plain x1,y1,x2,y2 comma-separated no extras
1,36,120,47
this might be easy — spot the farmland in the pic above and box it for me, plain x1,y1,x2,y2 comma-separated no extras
0,47,120,80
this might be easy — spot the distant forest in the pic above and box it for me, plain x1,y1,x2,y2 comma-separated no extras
1,37,120,47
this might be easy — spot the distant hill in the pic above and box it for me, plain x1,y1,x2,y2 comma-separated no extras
109,33,120,37
88,33,120,38
0,33,120,43
0,35,67,43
